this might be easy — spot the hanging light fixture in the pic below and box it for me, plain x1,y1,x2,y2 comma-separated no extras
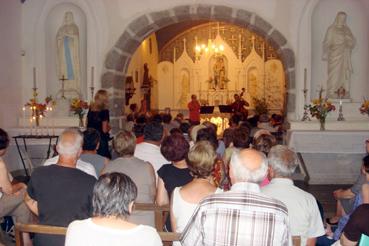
195,22,225,59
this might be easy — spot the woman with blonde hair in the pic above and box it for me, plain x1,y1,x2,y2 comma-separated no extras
87,89,111,158
170,141,222,245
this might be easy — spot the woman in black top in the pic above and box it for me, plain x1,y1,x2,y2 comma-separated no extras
156,133,192,231
87,89,111,159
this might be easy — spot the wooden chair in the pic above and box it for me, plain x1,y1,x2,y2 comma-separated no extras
15,223,67,246
134,203,170,231
15,223,181,246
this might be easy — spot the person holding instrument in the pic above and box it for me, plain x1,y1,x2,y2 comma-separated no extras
230,88,249,120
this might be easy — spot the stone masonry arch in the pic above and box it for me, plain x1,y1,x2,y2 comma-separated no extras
102,4,296,122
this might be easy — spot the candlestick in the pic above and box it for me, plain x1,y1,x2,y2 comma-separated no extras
33,67,36,88
303,68,307,90
29,118,33,136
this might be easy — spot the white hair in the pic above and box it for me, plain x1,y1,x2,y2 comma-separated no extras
230,149,268,184
56,128,83,157
268,145,298,177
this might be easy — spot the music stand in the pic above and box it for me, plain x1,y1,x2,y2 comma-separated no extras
200,106,214,114
218,105,232,113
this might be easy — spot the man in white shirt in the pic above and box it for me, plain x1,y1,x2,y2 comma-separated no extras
134,122,168,178
262,145,325,246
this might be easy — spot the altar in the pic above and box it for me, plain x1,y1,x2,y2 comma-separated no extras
287,126,369,184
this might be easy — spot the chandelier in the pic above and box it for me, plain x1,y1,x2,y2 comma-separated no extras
195,22,225,59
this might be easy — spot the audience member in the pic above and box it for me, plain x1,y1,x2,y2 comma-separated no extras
87,89,112,159
262,145,325,246
256,114,278,133
0,129,32,246
196,127,229,189
179,122,191,142
102,130,156,226
339,204,369,245
162,113,175,132
223,126,249,169
157,134,192,231
189,124,206,147
25,128,96,246
171,141,221,246
80,128,109,175
332,155,369,241
202,121,226,156
252,133,277,155
180,149,291,246
134,121,168,177
65,172,162,246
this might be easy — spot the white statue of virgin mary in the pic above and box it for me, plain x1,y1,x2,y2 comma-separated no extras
322,12,356,99
56,11,81,95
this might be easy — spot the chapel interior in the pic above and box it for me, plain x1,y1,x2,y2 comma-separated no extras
1,0,369,244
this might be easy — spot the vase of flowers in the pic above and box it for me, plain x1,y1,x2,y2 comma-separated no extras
359,99,369,117
306,90,335,131
70,98,89,128
25,96,54,127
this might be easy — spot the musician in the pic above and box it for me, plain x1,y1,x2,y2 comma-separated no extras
231,89,249,119
188,94,201,125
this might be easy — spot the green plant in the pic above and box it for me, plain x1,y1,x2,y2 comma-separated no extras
253,97,268,115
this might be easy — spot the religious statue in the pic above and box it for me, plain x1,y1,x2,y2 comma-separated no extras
178,72,190,108
56,11,81,94
209,56,228,90
323,11,356,99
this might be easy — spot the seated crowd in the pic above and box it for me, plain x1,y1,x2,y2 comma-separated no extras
0,111,368,246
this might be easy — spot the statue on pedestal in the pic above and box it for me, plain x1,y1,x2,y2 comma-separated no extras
56,11,81,96
323,11,355,99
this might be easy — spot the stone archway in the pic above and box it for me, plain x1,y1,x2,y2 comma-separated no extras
102,4,295,123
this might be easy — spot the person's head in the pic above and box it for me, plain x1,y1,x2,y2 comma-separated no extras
203,121,217,134
229,149,268,185
362,155,369,178
232,127,250,149
222,128,235,148
179,122,191,134
191,94,197,101
143,121,164,143
187,141,217,179
196,127,218,150
136,114,147,125
57,128,83,159
162,114,172,124
92,172,137,219
83,128,100,151
229,114,241,128
190,124,206,142
114,130,136,157
152,114,163,123
234,94,239,101
129,103,137,113
0,128,10,156
268,145,298,179
93,89,109,110
161,133,189,162
253,133,277,156
366,139,369,154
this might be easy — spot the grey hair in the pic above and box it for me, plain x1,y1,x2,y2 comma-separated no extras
230,149,268,184
56,128,83,157
268,145,298,177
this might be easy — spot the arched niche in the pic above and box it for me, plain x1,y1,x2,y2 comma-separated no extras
101,4,295,122
45,3,87,100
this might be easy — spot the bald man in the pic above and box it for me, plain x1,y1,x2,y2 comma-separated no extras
24,128,96,246
181,149,292,246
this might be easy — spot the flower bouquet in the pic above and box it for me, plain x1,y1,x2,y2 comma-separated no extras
305,92,335,130
70,98,89,127
359,99,369,117
25,96,55,126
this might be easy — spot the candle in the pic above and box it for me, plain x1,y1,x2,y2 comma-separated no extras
22,107,26,129
303,68,307,90
91,66,95,87
29,118,33,136
33,67,36,88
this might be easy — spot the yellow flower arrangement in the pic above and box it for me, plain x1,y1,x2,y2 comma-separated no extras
359,99,369,116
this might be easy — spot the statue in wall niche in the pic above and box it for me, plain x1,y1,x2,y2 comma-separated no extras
323,11,356,99
178,72,190,108
56,11,81,96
